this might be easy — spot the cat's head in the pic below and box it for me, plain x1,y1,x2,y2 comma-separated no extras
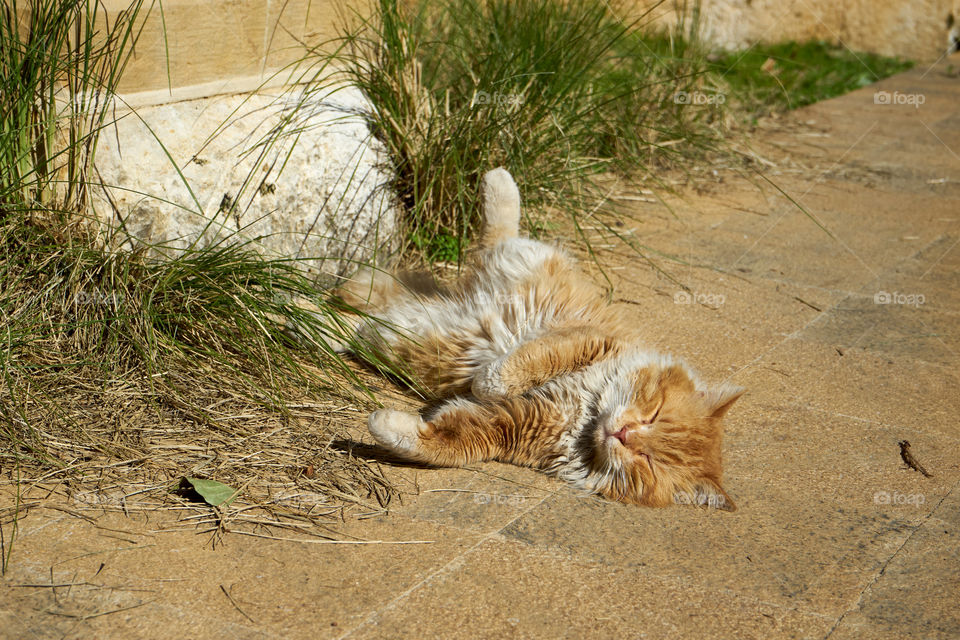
583,356,744,511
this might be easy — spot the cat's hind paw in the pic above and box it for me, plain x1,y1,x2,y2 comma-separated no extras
368,409,427,460
481,168,521,246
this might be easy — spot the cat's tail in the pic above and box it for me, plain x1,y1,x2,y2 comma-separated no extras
481,167,521,247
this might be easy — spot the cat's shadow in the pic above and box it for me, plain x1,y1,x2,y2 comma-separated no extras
329,439,434,469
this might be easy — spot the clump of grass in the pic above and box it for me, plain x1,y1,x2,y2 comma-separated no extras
0,1,404,525
711,40,914,119
335,0,725,261
0,209,401,518
0,0,147,213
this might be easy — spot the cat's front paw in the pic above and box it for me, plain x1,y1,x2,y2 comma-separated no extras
368,409,427,460
471,359,510,400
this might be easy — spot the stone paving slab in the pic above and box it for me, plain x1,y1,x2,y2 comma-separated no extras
2,64,958,639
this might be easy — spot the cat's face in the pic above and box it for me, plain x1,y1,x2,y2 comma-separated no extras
588,364,743,510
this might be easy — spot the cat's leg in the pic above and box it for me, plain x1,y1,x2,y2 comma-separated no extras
480,167,521,248
368,394,568,467
313,266,446,355
336,267,442,314
472,326,624,399
368,401,506,466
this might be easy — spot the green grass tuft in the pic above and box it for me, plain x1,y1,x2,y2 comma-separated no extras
0,1,404,523
0,0,148,213
711,40,914,119
334,0,724,263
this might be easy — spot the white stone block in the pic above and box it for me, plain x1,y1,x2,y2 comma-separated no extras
91,83,397,282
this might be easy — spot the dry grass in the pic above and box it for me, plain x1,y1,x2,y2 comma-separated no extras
0,211,412,550
0,1,412,546
2,363,406,548
11,378,396,514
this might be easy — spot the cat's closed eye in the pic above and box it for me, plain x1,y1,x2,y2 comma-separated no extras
640,402,661,424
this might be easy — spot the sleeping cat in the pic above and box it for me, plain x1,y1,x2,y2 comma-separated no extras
339,168,743,510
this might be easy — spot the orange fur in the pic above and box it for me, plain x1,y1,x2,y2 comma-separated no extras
353,168,744,510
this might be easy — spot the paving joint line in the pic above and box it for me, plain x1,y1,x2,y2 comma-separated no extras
335,491,555,639
821,478,960,639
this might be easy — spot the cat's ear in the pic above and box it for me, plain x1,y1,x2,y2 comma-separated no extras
700,385,745,419
674,480,737,512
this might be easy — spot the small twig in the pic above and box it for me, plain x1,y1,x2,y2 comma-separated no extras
40,505,144,536
12,582,89,588
422,489,483,494
793,296,822,312
220,584,256,623
12,581,156,593
608,194,656,203
48,599,153,621
2,463,23,575
898,440,932,477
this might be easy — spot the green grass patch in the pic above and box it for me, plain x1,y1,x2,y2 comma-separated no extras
711,40,914,118
0,0,147,212
330,0,724,263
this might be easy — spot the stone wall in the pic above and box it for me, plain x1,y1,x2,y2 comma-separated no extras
92,85,396,281
105,0,354,95
631,0,955,63
84,1,395,277
84,0,949,276
103,0,953,101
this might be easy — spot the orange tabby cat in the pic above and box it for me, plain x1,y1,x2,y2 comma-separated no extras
341,168,743,510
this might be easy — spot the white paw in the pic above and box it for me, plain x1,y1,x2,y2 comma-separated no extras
482,168,521,230
471,358,510,400
368,409,426,458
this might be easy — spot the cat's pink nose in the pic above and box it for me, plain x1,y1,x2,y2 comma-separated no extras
611,427,628,444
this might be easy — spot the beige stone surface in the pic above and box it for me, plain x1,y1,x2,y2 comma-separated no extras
104,0,355,94
86,0,955,100
2,65,959,639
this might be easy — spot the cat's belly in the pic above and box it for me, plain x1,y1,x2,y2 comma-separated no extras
368,237,570,356
358,236,597,393
475,237,562,290
372,291,551,360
